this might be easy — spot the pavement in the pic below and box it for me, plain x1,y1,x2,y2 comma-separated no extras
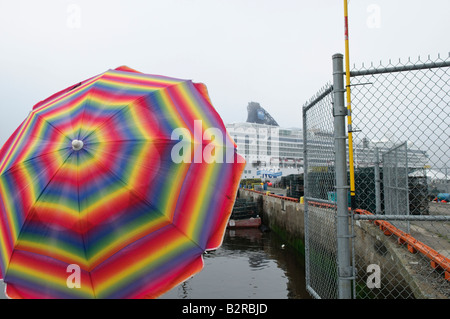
410,202,450,259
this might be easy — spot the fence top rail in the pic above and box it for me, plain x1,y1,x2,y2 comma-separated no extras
354,214,450,222
304,197,336,207
302,85,333,113
349,60,450,77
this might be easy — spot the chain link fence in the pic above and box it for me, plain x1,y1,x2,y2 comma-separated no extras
382,142,411,232
350,54,450,299
303,53,450,299
302,84,338,299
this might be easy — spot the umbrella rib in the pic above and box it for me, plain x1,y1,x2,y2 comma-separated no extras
76,87,92,141
32,111,74,143
82,148,208,260
0,147,71,178
80,82,185,142
0,116,72,177
79,148,197,272
75,151,97,298
83,148,165,219
4,150,75,279
81,80,234,149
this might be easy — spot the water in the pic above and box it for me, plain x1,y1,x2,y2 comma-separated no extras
161,228,310,299
0,228,310,299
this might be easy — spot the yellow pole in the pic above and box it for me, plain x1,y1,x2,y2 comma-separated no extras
344,0,356,209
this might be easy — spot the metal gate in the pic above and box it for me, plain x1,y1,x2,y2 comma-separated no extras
303,53,450,299
302,54,350,299
382,142,410,232
302,82,337,299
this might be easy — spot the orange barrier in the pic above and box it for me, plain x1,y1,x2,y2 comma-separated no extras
307,200,450,281
308,201,336,209
354,208,450,282
243,190,450,281
267,193,299,202
243,188,299,202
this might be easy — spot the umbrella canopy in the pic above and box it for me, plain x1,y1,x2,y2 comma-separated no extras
0,66,245,299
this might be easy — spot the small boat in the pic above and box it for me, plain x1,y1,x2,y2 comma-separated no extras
228,217,261,228
227,198,261,228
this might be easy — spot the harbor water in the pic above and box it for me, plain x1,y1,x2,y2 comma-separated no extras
161,228,310,299
0,228,310,299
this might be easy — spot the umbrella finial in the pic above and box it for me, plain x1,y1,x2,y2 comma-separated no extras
71,139,84,151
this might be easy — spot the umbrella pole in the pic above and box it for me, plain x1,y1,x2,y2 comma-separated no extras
344,0,356,210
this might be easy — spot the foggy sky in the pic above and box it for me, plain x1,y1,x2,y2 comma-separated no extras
1,0,449,147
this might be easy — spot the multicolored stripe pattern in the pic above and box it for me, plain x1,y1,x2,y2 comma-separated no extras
0,66,245,298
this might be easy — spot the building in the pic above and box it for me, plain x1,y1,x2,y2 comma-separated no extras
226,122,304,179
226,103,430,181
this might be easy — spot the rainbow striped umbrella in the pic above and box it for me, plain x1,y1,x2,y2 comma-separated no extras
0,66,245,299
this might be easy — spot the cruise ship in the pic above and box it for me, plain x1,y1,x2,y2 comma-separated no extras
226,102,305,179
226,122,304,179
225,102,429,180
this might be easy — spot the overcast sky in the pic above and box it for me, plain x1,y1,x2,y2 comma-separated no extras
0,0,449,147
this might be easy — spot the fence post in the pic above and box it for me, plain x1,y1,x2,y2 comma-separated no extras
332,53,352,299
374,147,382,214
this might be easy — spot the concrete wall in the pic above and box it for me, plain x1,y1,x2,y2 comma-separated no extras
238,188,445,299
238,189,305,253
